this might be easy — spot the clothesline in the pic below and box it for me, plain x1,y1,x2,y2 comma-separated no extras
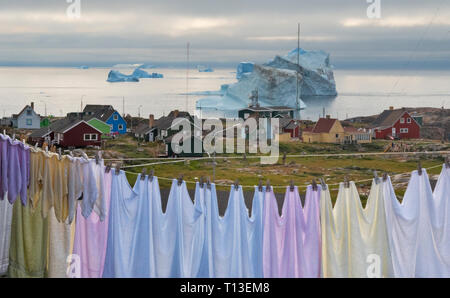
123,163,444,189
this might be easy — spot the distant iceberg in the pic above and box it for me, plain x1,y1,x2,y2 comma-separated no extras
107,70,139,82
196,48,337,112
78,65,89,69
107,68,163,82
132,68,163,79
197,65,214,72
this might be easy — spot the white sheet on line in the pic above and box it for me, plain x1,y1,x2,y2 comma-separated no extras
383,168,450,277
321,180,393,278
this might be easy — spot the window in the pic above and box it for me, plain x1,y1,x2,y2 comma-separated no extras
84,134,98,141
113,114,119,121
400,128,409,133
26,109,32,116
26,119,32,126
407,118,412,123
118,124,123,130
400,118,405,124
336,134,339,138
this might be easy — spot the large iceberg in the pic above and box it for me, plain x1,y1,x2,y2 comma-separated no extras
236,62,254,79
196,48,337,112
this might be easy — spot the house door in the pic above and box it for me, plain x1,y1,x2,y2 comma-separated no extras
392,127,396,137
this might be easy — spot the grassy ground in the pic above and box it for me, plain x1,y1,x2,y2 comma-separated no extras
89,135,449,204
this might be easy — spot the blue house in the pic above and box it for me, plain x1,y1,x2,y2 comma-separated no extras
83,105,127,135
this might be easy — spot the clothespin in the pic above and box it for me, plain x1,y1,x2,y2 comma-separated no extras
149,169,154,182
382,172,388,182
141,168,147,181
12,133,15,140
177,174,184,186
2,129,5,135
289,180,295,192
234,179,240,191
312,179,318,191
34,142,38,149
95,152,100,165
373,170,380,185
266,179,271,192
206,176,211,190
445,157,450,169
69,151,73,157
344,176,350,188
105,163,112,173
417,161,423,176
199,177,205,189
258,179,263,192
115,163,121,175
58,148,62,159
320,177,327,191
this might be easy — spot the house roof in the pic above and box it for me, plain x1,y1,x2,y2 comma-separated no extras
135,111,192,135
372,108,412,129
12,105,40,119
82,105,116,122
312,118,338,133
29,126,52,138
30,117,102,137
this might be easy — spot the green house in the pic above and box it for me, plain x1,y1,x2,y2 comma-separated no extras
87,118,111,139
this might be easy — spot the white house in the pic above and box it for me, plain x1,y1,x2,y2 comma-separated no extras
12,102,41,130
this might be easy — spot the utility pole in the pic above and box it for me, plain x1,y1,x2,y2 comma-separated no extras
122,96,125,117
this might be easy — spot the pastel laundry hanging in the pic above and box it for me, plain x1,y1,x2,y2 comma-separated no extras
431,165,450,274
383,168,450,277
80,159,105,220
263,185,321,278
147,179,205,278
72,169,112,278
8,199,48,278
67,156,85,224
201,183,263,278
102,169,139,278
0,134,30,205
0,194,12,275
321,180,393,278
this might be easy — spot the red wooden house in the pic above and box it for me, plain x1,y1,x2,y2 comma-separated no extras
29,117,102,148
279,118,301,139
371,107,421,139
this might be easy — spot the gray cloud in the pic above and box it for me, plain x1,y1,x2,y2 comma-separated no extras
0,0,449,68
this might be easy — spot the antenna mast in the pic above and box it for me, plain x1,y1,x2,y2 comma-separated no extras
186,42,190,112
296,23,301,119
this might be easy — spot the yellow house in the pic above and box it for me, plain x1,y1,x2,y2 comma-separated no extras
302,116,372,144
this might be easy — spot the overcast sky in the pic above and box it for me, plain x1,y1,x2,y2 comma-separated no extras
1,0,449,68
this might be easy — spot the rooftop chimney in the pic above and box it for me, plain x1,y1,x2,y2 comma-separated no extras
149,114,154,128
326,115,331,119
31,102,34,110
173,110,179,118
389,106,394,110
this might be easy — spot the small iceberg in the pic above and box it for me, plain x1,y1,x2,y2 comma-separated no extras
197,65,214,72
107,70,139,82
78,65,90,69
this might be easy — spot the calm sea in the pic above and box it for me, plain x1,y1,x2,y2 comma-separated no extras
0,67,449,121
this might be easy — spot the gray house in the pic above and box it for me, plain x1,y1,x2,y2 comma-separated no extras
12,102,41,130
